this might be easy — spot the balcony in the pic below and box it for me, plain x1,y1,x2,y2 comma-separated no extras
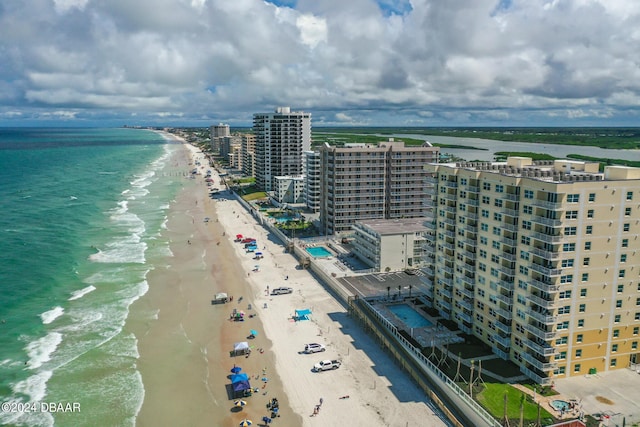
443,181,458,188
528,293,557,309
524,323,556,340
493,334,511,349
526,308,557,324
494,319,511,334
530,215,563,227
531,231,564,244
497,280,514,292
465,185,480,193
530,199,564,210
495,293,513,306
529,262,562,277
494,307,513,320
530,247,561,260
529,278,560,293
521,352,557,371
524,337,556,356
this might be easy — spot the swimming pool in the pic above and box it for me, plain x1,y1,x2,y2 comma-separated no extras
550,400,571,412
306,246,332,258
387,304,433,328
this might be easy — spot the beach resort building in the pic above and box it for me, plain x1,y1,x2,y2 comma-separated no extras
241,134,256,177
210,123,230,153
273,175,305,204
423,157,640,384
304,150,321,213
352,218,429,273
319,139,439,235
253,107,311,192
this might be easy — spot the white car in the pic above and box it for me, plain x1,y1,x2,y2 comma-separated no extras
271,287,293,295
304,343,326,354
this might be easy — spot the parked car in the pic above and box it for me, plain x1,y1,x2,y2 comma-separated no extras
313,359,341,372
304,343,326,354
271,287,293,295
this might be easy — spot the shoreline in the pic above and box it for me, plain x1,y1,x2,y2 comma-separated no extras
130,136,446,426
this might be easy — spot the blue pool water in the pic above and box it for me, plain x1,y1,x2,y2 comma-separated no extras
306,246,332,257
387,304,433,328
550,400,570,411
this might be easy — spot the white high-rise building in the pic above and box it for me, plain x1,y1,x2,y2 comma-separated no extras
253,107,311,192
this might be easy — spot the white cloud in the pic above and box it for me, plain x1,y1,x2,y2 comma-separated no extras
0,0,639,126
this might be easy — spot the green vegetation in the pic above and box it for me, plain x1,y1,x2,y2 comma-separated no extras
476,383,554,425
493,152,558,161
315,126,640,150
311,132,426,147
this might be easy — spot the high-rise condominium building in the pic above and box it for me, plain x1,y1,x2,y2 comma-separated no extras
210,123,230,153
304,150,321,213
423,157,640,384
253,107,311,192
241,134,256,177
319,139,439,235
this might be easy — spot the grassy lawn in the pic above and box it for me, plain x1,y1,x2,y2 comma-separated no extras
476,383,555,425
241,191,267,201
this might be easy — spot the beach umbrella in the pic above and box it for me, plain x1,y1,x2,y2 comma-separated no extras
234,400,247,408
230,366,242,374
239,419,252,426
262,416,272,424
249,329,258,337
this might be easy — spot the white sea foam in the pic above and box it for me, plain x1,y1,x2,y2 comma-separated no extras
89,239,147,264
40,307,64,325
25,332,62,370
68,285,96,301
69,196,78,200
12,370,53,402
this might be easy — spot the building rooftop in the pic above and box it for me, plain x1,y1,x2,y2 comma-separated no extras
355,218,430,235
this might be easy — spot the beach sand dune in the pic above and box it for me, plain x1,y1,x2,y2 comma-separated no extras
130,140,446,427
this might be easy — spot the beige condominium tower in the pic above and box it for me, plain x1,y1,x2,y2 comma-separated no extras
424,157,640,384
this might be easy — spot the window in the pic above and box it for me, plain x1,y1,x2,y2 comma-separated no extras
562,259,574,268
574,364,581,373
581,273,589,282
637,297,640,306
558,306,571,315
483,182,491,190
617,284,624,293
556,337,568,345
622,239,629,248
634,327,639,335
492,240,500,249
616,300,623,309
479,262,486,272
559,290,572,299
615,314,621,323
520,236,530,245
587,209,594,219
626,207,632,216
575,349,582,358
567,194,580,203
523,205,532,214
566,211,578,219
612,344,618,353
563,243,576,252
481,223,488,232
495,184,504,193
558,321,570,330
624,223,630,232
524,190,534,199
619,270,626,278
576,334,583,343
517,295,527,305
613,329,620,338
522,220,531,230
583,257,590,266
518,280,528,290
556,351,567,360
633,341,638,350
578,319,585,327
579,304,586,313
491,254,500,263
627,191,633,201
621,254,627,263
479,249,487,258
586,225,593,235
480,236,488,245
481,209,489,218
564,226,577,236
611,359,617,367
520,251,530,261
494,212,502,221
560,275,573,284
482,196,490,204
588,193,596,202
494,199,503,208
580,288,587,297
460,178,467,186
555,366,566,375
584,242,591,251
635,312,640,321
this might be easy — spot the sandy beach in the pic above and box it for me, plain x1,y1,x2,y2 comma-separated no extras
129,137,447,427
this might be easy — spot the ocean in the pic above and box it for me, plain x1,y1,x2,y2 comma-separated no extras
0,128,185,426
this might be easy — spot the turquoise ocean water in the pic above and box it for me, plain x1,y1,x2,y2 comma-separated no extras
0,128,183,426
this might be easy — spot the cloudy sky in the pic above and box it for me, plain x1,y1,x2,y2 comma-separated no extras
1,0,639,127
